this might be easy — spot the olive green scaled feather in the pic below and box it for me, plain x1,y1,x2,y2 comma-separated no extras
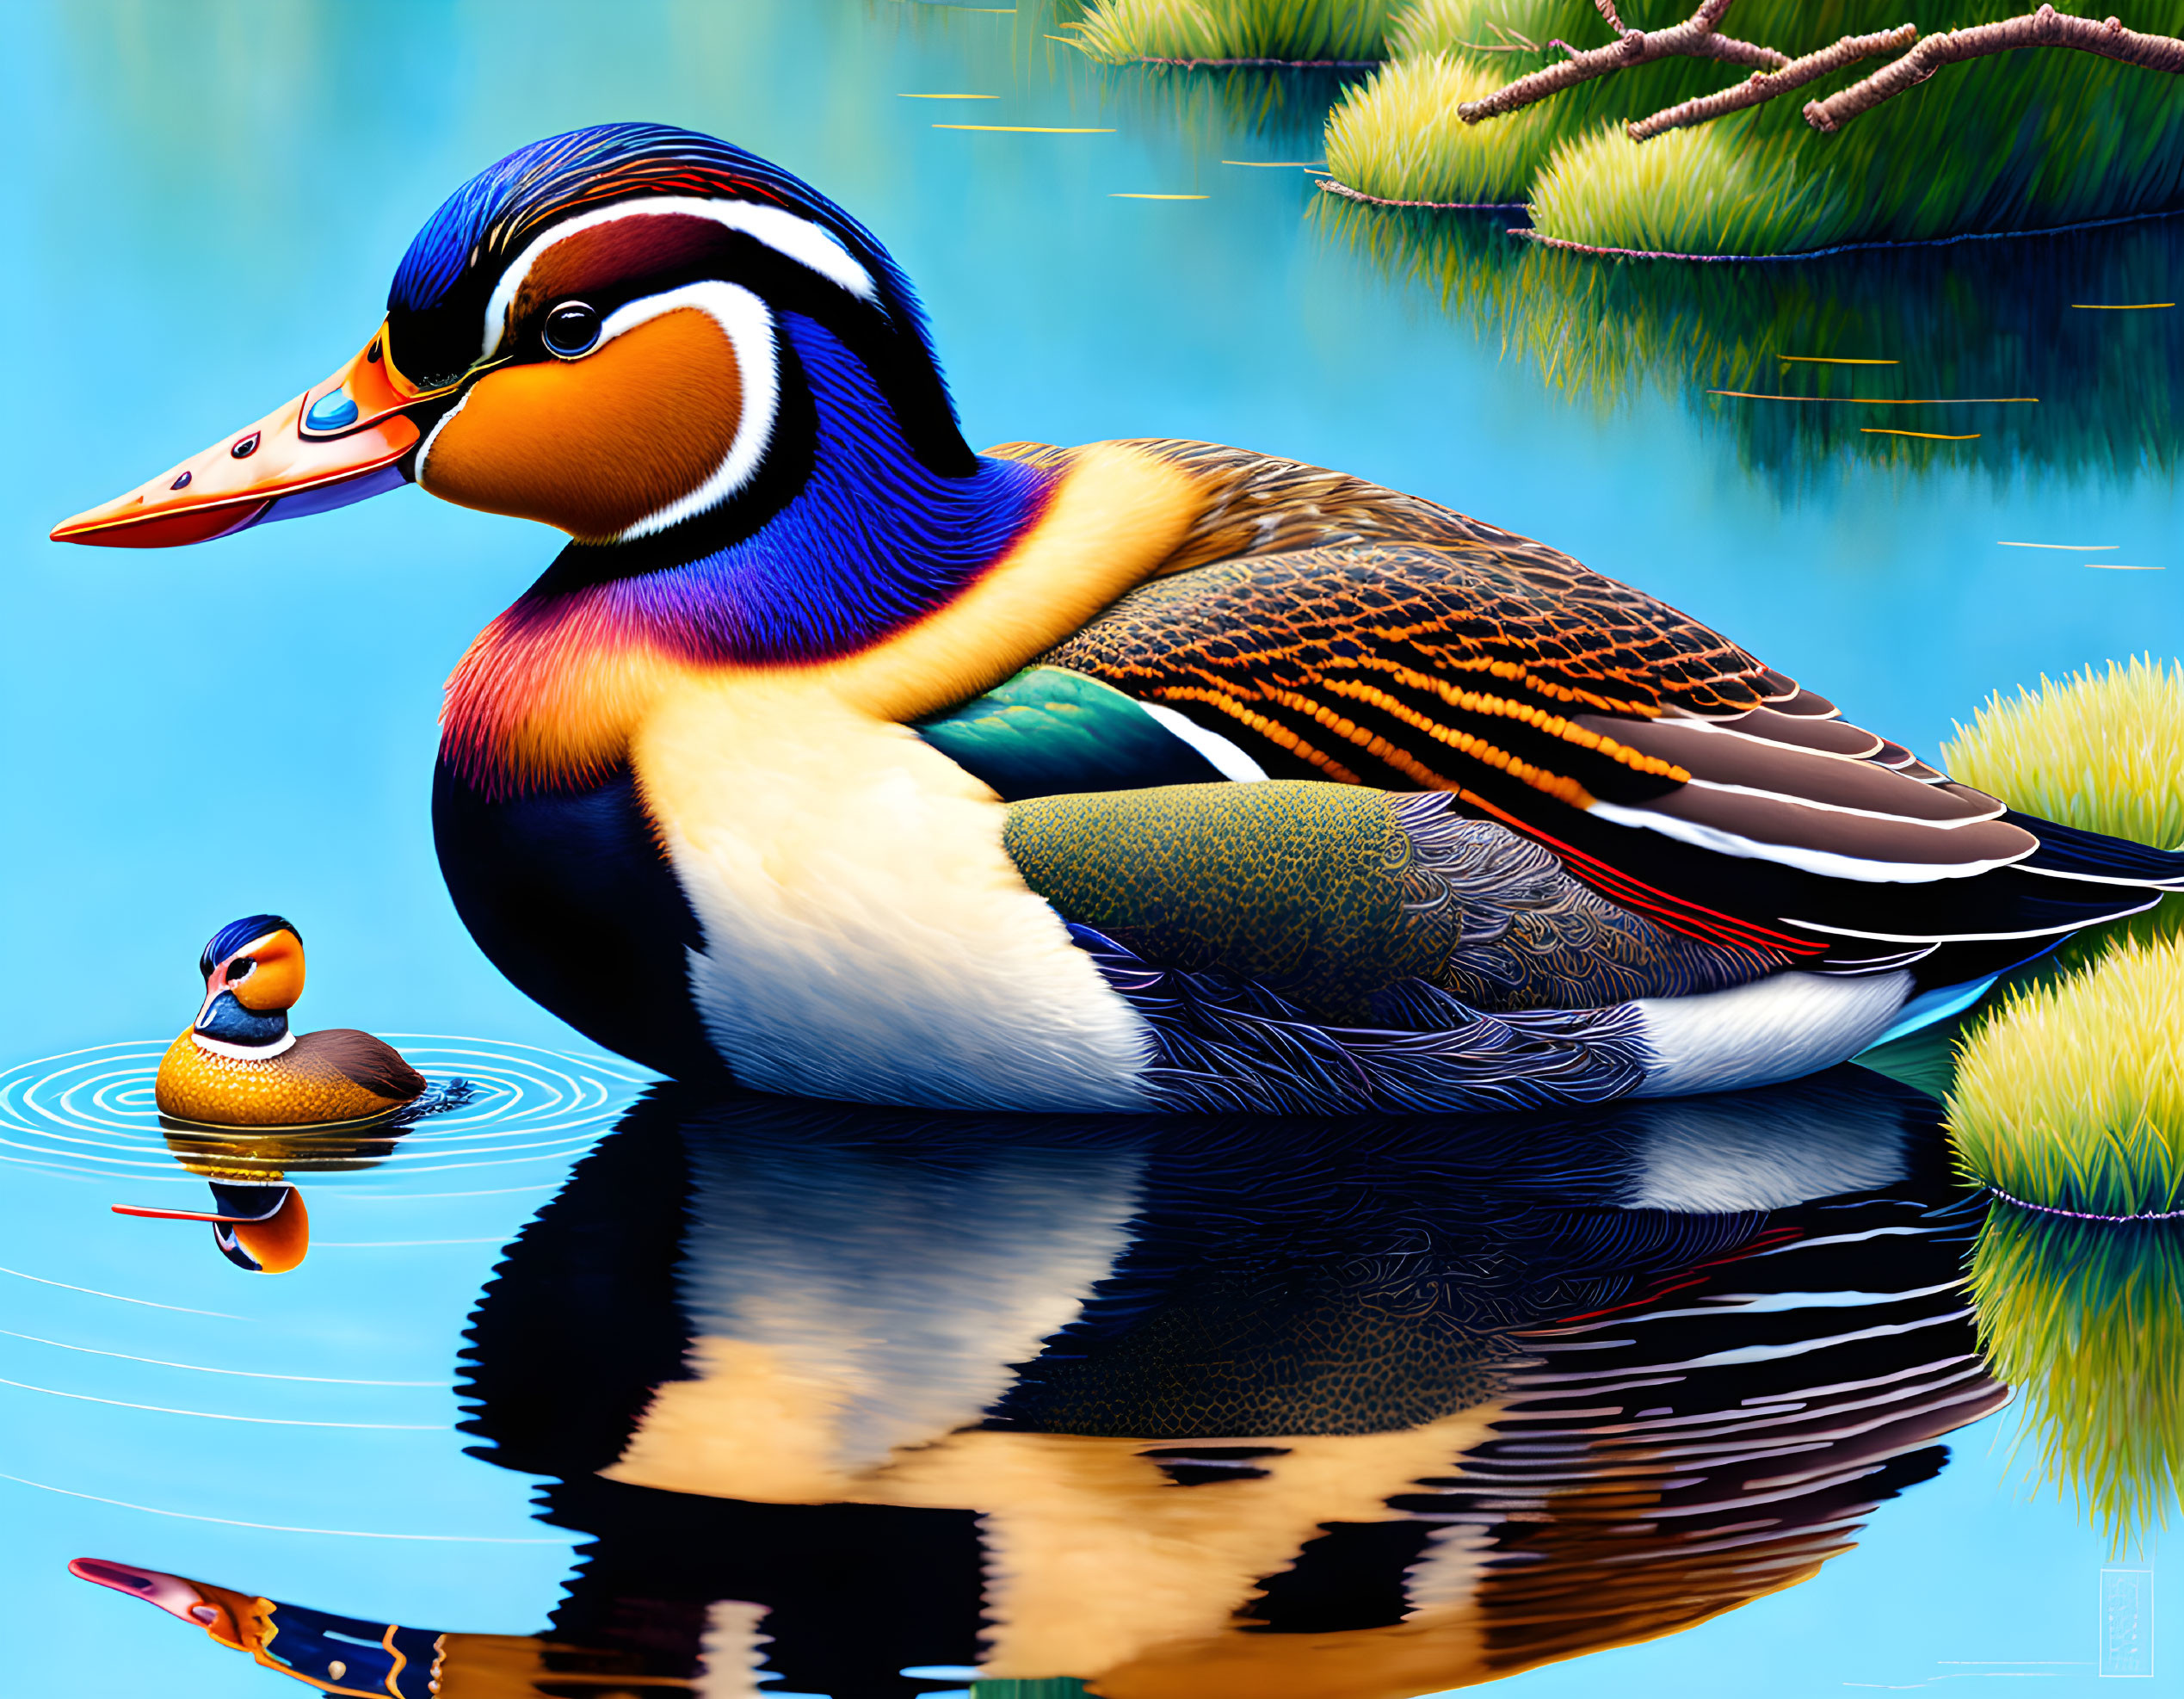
1005,781,1442,1022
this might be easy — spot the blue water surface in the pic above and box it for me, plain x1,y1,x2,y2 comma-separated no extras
3,2,2175,1696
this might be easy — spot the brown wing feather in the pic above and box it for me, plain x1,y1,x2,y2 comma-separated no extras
1016,439,1804,726
1024,441,1991,843
1016,439,2040,956
290,1030,427,1103
1041,541,1778,810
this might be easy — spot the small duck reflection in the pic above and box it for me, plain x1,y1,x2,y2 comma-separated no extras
76,1069,2005,1698
110,1118,413,1274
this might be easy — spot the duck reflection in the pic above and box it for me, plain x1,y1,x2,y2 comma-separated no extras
108,1084,476,1272
76,1068,2005,1697
106,1121,406,1274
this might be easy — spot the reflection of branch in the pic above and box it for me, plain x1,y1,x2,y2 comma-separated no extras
1459,0,1787,122
1805,6,2184,132
1628,25,1916,139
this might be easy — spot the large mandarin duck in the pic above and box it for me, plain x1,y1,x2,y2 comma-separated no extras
53,124,2182,1114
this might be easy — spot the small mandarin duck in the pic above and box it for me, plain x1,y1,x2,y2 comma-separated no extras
154,915,425,1127
55,125,2184,1114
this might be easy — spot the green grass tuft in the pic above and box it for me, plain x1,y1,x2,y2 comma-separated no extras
1942,656,2184,851
1969,1208,2184,1548
1073,0,1398,62
1947,933,2184,1218
1325,53,1558,202
1527,120,1843,256
1862,658,2181,1097
1326,0,2184,255
1389,0,1603,60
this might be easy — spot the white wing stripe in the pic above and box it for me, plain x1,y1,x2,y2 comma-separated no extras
1138,703,1270,781
1681,777,2004,829
1588,800,2027,884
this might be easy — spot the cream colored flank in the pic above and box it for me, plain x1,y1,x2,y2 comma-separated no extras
633,443,1200,1107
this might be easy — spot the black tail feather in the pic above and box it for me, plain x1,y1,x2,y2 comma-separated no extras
2010,809,2184,887
1895,812,2178,991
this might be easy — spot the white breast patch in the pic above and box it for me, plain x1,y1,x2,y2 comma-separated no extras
635,679,1155,1110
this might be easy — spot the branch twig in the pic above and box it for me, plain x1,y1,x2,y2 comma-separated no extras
1805,5,2184,132
1459,0,1787,123
1628,24,1917,139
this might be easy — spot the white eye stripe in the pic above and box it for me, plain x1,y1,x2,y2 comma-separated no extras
602,281,780,543
481,196,876,362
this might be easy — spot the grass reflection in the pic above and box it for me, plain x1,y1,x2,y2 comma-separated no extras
1971,1206,2184,1550
1313,192,2184,486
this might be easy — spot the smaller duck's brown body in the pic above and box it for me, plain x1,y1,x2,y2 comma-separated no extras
156,1028,425,1127
152,914,425,1128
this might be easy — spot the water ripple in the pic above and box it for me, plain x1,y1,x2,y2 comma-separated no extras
0,1328,441,1386
0,1473,574,1542
0,1036,651,1183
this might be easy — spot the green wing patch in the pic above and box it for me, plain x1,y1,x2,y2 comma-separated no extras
914,665,1227,801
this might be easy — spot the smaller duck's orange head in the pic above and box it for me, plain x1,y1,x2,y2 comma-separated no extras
194,914,305,1032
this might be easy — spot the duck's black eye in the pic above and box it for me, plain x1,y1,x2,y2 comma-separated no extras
542,301,602,360
226,959,254,980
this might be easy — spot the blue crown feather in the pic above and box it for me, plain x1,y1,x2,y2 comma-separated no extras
388,122,929,364
199,913,299,978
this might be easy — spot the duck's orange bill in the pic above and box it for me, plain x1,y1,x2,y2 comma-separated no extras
50,324,430,548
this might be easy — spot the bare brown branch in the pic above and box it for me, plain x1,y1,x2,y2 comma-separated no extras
1805,6,2184,132
1594,0,1627,35
1628,23,1918,139
1459,0,1787,124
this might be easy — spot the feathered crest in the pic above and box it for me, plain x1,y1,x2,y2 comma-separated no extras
385,122,935,393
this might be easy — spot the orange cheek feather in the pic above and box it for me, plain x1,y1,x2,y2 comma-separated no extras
419,308,744,541
231,932,305,1011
